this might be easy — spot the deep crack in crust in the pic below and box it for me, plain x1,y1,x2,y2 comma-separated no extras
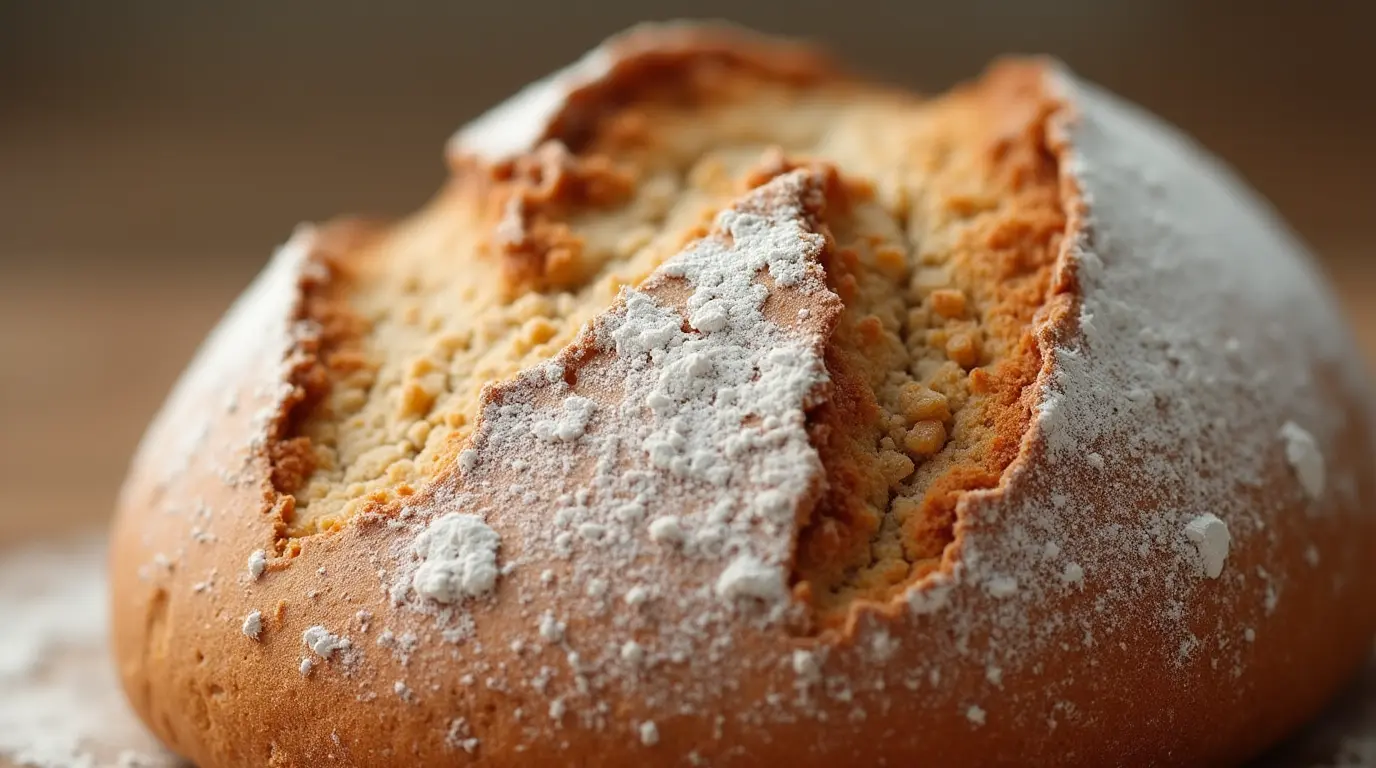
795,74,1068,624
265,221,383,545
265,40,1066,631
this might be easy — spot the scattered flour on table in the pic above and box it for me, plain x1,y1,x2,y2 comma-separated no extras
0,535,180,768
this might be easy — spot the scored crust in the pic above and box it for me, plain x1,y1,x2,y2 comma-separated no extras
110,22,1376,768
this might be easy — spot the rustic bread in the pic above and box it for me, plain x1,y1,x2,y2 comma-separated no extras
109,22,1376,767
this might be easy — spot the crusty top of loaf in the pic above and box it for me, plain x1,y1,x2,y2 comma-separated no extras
451,23,843,162
110,21,1376,768
264,22,1069,629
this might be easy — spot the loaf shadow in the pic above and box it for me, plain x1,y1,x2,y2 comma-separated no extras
1250,647,1376,767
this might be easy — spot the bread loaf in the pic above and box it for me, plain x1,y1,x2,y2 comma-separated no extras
109,22,1376,767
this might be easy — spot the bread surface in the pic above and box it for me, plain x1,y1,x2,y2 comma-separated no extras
109,22,1376,767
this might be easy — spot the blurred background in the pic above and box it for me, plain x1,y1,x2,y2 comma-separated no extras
1,1,1374,544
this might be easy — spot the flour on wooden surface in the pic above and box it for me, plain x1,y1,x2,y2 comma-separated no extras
0,535,180,768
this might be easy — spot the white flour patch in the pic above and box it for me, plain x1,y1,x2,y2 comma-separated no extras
638,721,660,746
623,585,650,607
985,576,1019,598
715,554,787,605
1280,421,1326,500
537,612,565,643
408,513,501,604
1183,514,1238,580
1183,514,1231,579
647,516,686,546
792,650,821,683
0,535,179,768
302,625,351,658
532,396,597,443
620,640,645,666
241,611,263,640
247,549,266,580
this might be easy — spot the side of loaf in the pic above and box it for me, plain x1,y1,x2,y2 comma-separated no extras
109,23,1376,767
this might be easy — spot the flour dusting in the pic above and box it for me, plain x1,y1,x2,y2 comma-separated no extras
1184,514,1232,579
246,549,266,581
0,536,179,768
302,625,351,657
379,169,837,745
715,554,788,605
1281,421,1326,500
407,513,501,604
241,610,263,641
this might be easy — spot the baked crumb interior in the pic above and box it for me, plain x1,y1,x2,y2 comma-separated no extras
270,64,1064,629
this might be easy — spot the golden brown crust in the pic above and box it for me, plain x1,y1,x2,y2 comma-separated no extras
451,24,846,297
451,22,844,163
110,23,1376,768
478,143,637,295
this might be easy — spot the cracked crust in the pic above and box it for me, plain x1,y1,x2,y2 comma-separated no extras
110,22,1376,768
